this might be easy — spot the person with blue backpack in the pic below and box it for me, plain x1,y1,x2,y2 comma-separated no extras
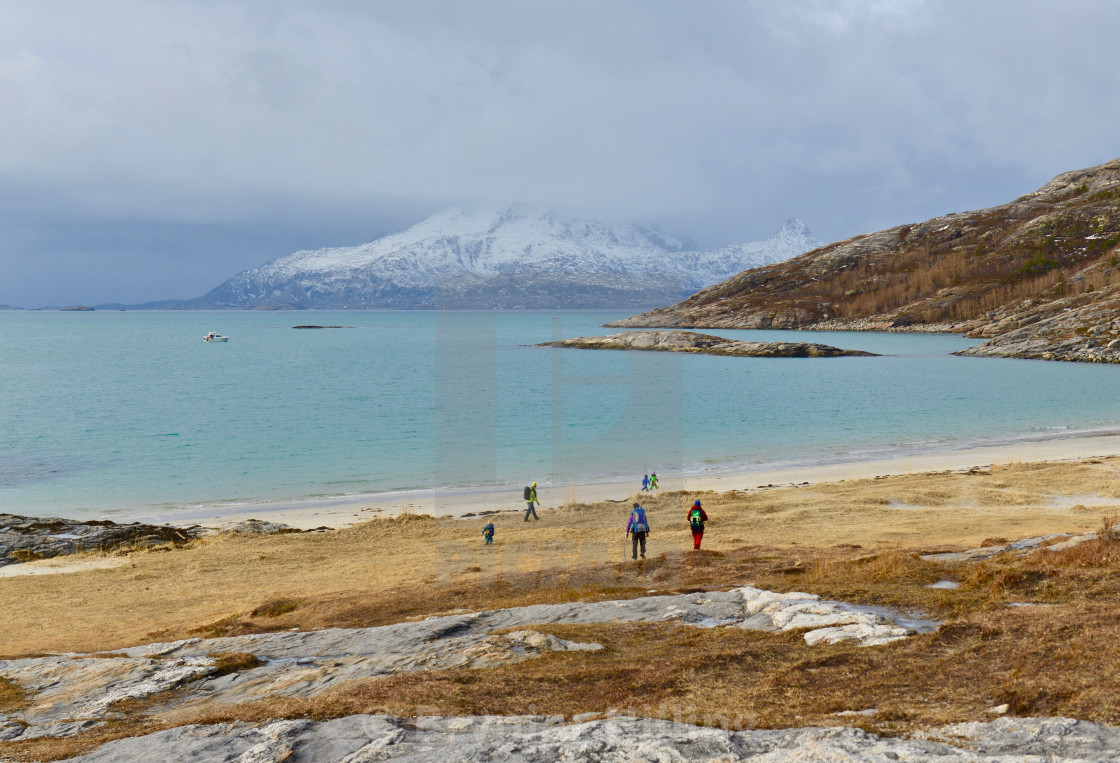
626,502,650,560
688,499,709,550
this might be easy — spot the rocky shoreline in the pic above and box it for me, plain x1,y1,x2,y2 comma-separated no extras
953,293,1120,362
541,330,877,358
604,308,1120,364
0,514,307,568
0,514,203,567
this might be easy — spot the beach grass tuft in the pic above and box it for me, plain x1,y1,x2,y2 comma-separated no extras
207,651,266,677
0,675,28,713
250,598,300,618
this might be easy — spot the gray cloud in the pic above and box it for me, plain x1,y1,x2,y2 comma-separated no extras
1,0,1118,305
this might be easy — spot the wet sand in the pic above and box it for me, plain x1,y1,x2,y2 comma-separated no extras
154,431,1120,530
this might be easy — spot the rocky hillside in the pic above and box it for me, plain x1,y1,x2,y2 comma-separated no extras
612,158,1120,362
171,208,820,310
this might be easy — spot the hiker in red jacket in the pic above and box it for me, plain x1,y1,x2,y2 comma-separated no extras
687,499,708,550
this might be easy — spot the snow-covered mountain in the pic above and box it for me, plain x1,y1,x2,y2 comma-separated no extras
187,206,821,309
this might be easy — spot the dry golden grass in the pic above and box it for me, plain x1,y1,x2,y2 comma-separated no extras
6,456,1120,760
13,537,1120,762
160,535,1120,736
8,510,1120,761
0,675,27,713
2,457,1117,658
207,652,266,677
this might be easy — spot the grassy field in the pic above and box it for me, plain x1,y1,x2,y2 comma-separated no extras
3,457,1120,760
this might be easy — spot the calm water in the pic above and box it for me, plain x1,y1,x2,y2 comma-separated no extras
3,309,1120,520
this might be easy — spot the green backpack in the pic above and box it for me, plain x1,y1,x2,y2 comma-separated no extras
689,508,703,529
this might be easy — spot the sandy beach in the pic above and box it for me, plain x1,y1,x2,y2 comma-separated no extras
155,431,1120,530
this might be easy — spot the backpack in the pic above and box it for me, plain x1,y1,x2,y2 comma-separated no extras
631,508,649,534
523,486,532,500
689,508,703,529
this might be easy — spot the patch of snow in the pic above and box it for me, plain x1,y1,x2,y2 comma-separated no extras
927,580,960,590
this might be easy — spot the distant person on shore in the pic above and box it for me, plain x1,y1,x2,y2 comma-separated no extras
642,474,650,491
524,482,540,521
482,521,495,545
649,473,659,490
626,502,650,560
688,500,708,549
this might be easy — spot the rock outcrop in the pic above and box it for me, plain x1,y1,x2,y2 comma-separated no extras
0,587,930,742
610,158,1120,364
921,532,1098,563
955,294,1120,362
542,331,877,358
224,519,300,536
62,714,1120,762
0,514,201,567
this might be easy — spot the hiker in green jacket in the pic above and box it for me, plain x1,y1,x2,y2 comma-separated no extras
524,482,540,521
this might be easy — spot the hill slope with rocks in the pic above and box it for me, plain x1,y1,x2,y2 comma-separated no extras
159,207,820,310
612,158,1120,362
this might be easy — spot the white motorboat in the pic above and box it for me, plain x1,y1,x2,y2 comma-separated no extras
203,331,229,342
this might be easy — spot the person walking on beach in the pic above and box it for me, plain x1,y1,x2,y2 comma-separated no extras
524,482,540,521
688,499,708,550
649,472,659,490
641,474,650,492
626,502,650,560
482,521,495,545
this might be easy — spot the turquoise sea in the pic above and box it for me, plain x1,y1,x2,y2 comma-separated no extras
3,309,1120,521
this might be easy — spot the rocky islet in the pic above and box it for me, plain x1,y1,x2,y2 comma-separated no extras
541,330,877,358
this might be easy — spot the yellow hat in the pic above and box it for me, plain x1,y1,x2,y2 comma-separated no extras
532,481,537,486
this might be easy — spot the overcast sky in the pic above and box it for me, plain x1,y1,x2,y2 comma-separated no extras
2,0,1118,307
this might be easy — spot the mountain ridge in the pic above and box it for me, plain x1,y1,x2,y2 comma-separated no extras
119,206,820,310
